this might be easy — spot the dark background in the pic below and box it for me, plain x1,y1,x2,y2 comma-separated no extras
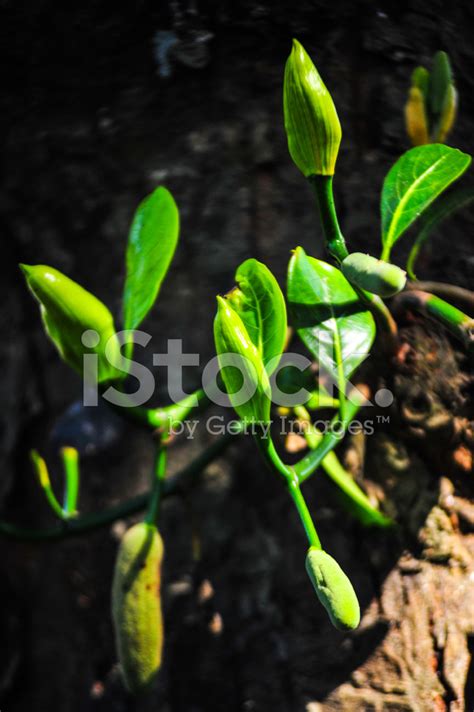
1,1,473,711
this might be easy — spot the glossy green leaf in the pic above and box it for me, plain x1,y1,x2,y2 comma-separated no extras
213,296,271,424
380,144,471,260
123,186,179,332
407,185,474,279
227,258,287,375
287,247,376,384
21,264,124,383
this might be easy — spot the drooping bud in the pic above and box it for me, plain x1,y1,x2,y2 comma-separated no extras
112,523,164,694
20,264,124,383
306,547,360,631
283,39,342,177
341,253,406,297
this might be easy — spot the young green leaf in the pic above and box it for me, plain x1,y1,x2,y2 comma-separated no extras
287,247,376,384
21,264,124,383
380,144,471,260
213,296,271,425
227,258,287,374
123,186,179,332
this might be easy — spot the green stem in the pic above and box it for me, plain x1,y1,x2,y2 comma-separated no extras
357,289,399,348
60,447,80,517
253,429,321,549
254,429,292,479
310,175,349,263
31,451,65,520
145,444,168,525
310,175,398,346
394,290,474,352
1,429,241,542
103,388,209,431
287,473,322,549
294,390,363,483
295,408,392,527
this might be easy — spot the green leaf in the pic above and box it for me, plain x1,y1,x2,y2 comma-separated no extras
213,296,271,424
287,247,376,384
380,144,471,260
227,259,287,375
123,186,179,332
406,185,474,279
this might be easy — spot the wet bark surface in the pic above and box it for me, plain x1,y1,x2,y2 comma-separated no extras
0,1,473,710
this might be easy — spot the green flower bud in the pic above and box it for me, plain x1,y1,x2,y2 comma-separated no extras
20,264,124,383
341,253,406,297
214,296,271,425
437,83,457,143
112,523,164,695
411,66,430,103
429,51,453,118
283,39,342,177
306,547,360,631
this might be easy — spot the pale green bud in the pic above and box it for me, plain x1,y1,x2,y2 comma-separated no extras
283,39,342,177
341,253,407,297
306,547,360,631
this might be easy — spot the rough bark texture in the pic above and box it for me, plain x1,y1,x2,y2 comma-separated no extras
0,1,473,711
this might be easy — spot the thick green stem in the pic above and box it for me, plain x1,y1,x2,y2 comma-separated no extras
60,447,79,517
394,290,474,353
310,175,349,263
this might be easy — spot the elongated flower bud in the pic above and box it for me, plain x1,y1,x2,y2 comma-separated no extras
437,83,458,143
429,51,452,118
214,296,271,425
405,87,430,146
20,264,124,383
306,547,360,631
112,523,164,694
283,39,341,177
341,253,406,297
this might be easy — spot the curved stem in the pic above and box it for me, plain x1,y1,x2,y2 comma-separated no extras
310,175,398,347
393,290,474,353
254,429,292,480
287,473,321,549
294,390,363,484
253,429,321,549
310,176,349,263
103,387,209,431
0,429,241,542
60,447,80,517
